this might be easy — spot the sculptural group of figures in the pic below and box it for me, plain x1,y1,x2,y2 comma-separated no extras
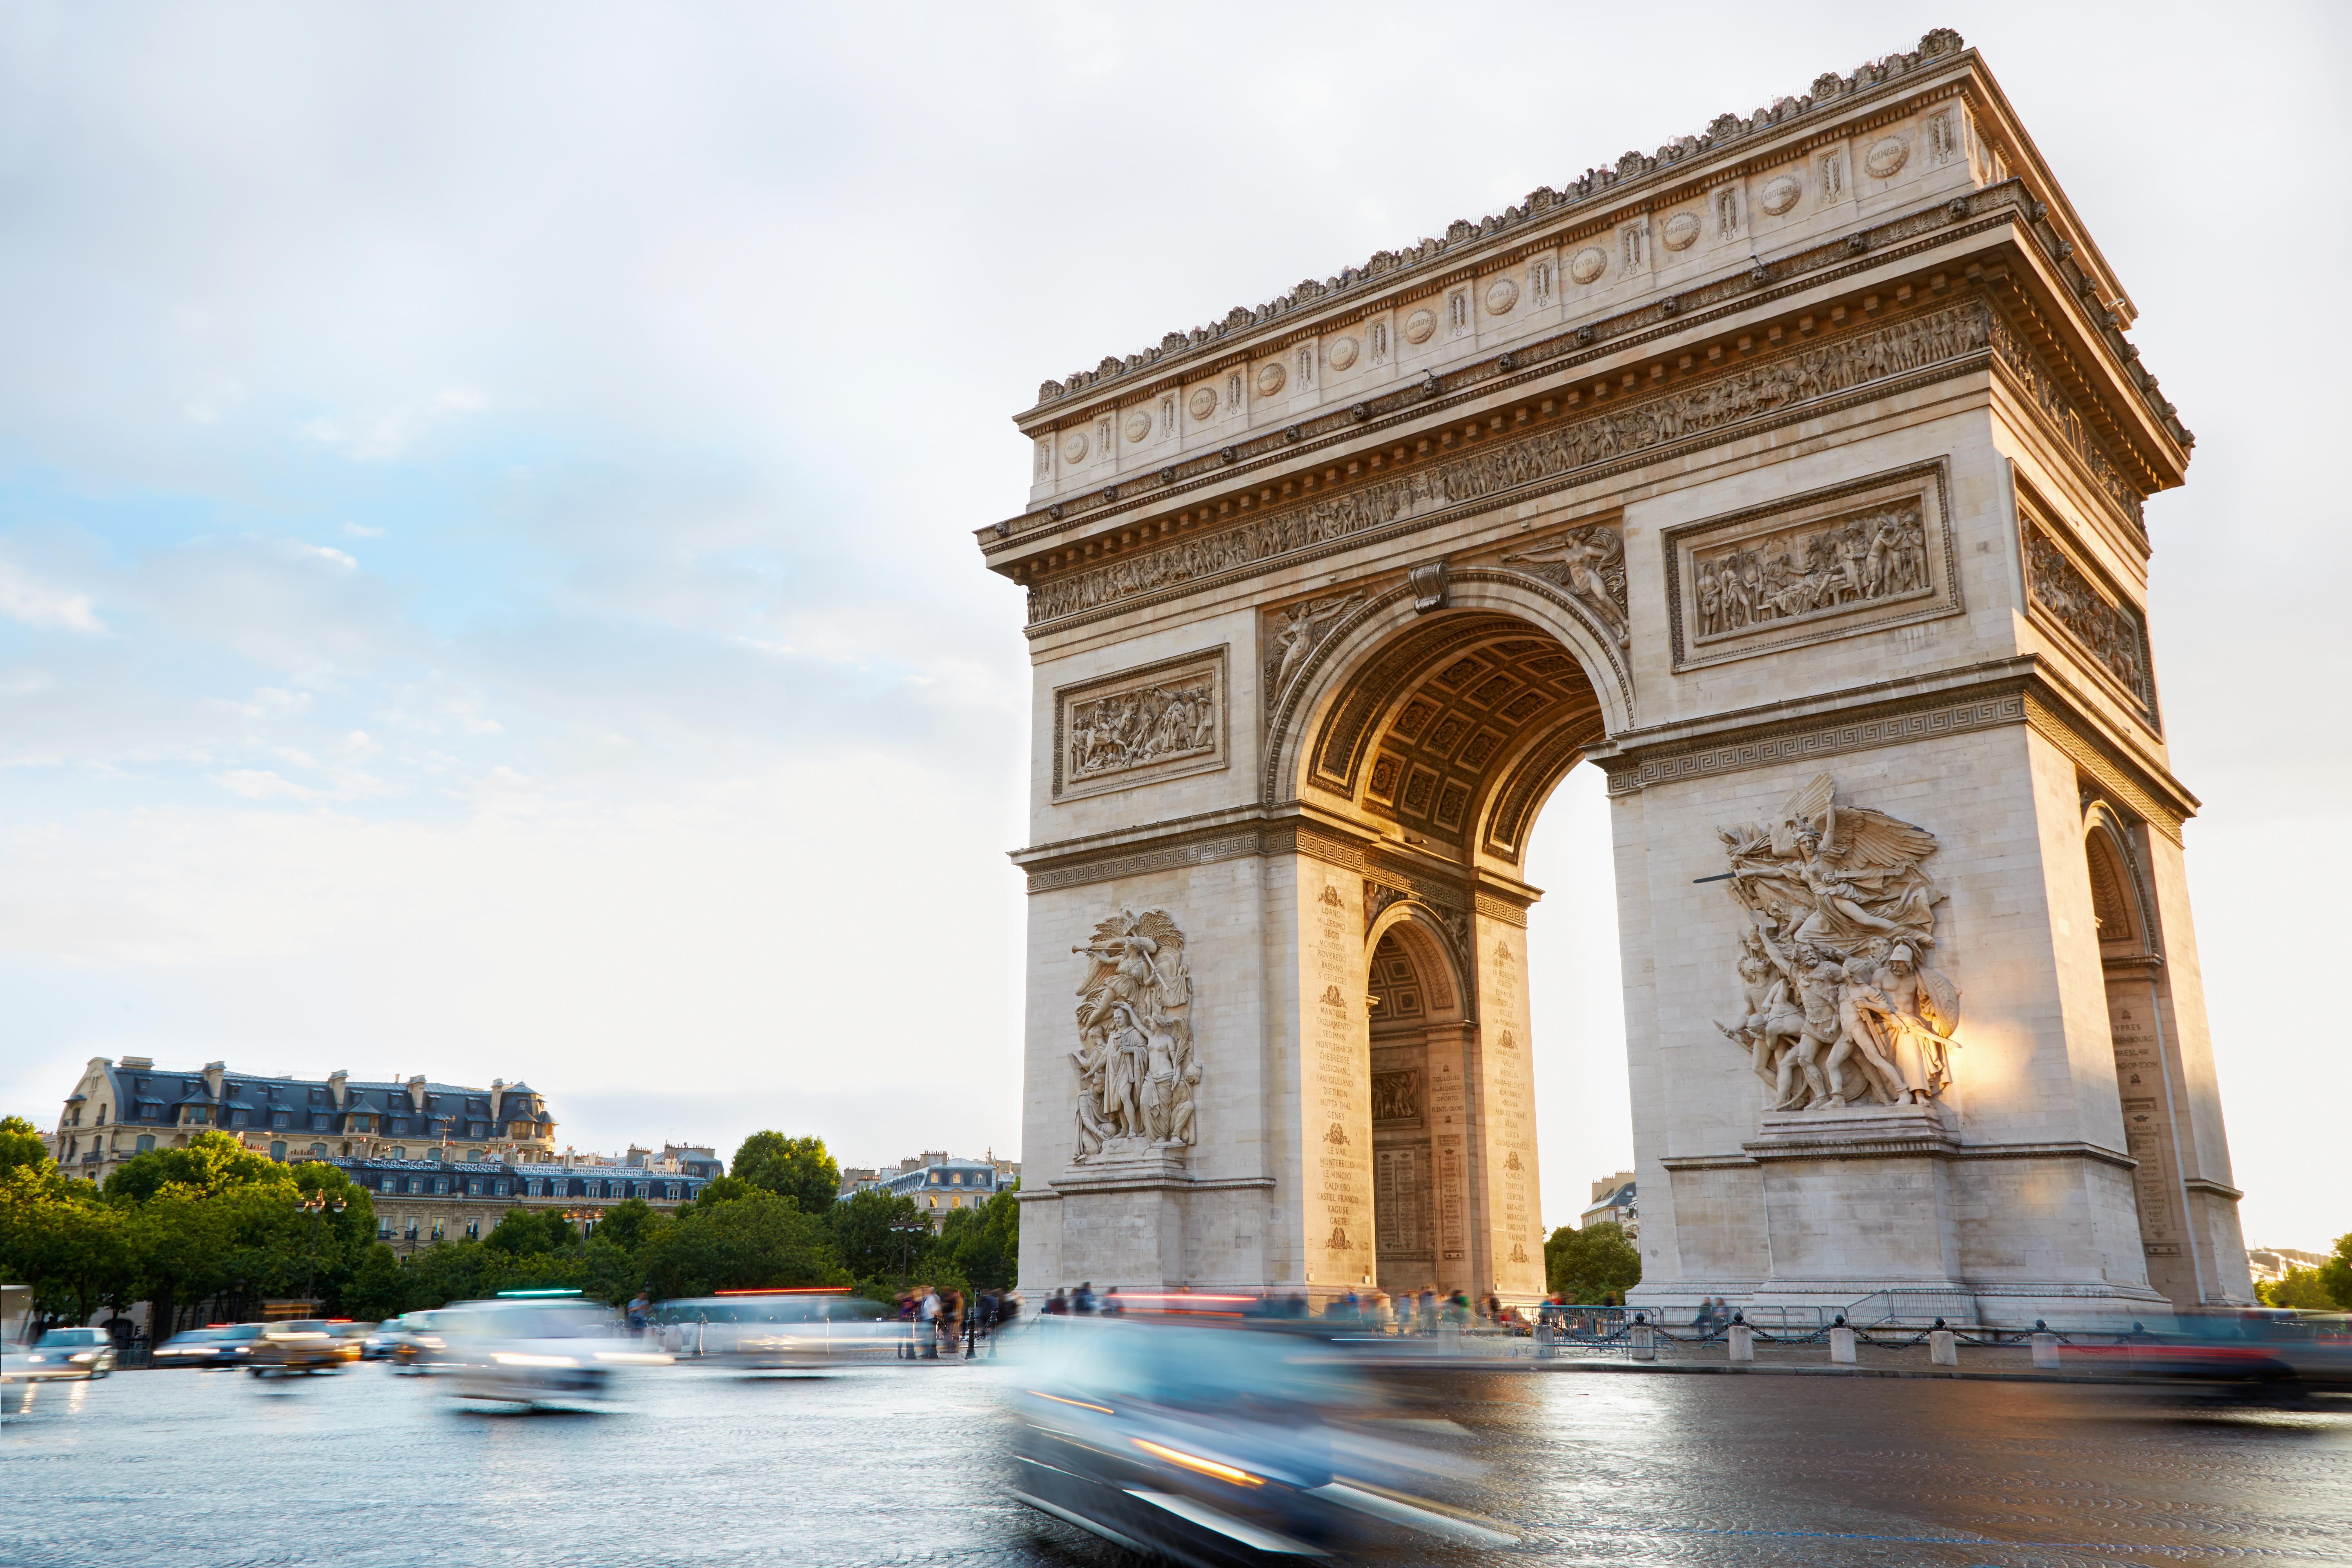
1068,680,1216,781
1070,909,1200,1161
1714,774,1964,1111
1695,503,1928,637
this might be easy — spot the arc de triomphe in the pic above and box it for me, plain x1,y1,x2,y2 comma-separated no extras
974,30,2251,1323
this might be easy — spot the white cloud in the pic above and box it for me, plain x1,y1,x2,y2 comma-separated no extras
0,563,105,634
341,521,386,539
209,768,312,800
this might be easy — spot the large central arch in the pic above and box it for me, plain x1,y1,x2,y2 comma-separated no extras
987,34,2251,1321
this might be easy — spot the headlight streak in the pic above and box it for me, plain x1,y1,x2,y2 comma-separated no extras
1131,1438,1263,1488
1027,1390,1114,1414
490,1352,578,1368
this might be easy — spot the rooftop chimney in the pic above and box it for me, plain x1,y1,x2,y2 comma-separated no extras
329,1070,349,1109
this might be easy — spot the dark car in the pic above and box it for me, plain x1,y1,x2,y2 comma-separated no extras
1009,1316,1512,1565
18,1326,117,1380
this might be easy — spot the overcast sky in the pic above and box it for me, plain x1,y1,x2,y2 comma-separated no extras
1,2,2342,1245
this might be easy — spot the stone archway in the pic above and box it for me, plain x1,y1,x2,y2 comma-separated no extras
990,35,2251,1319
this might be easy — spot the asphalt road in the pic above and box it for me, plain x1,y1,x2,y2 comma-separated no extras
3,1354,2347,1567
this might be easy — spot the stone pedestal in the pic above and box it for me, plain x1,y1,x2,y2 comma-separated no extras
1829,1326,1857,1363
1929,1329,1958,1366
2031,1332,2062,1370
1728,1323,1754,1362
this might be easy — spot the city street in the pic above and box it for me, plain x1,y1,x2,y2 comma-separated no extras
4,1356,2347,1567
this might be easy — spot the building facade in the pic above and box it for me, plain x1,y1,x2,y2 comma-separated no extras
1580,1173,1638,1237
346,1143,724,1254
46,1057,561,1182
839,1153,1016,1229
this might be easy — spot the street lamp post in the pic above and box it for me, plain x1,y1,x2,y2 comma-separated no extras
300,1190,348,1305
891,1214,930,1290
562,1205,604,1237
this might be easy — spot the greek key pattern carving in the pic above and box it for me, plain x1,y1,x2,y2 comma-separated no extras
1606,692,2028,795
1024,833,1259,895
1027,302,1996,628
2022,695,2184,844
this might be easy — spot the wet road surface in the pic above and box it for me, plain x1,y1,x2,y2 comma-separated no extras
3,1357,2347,1566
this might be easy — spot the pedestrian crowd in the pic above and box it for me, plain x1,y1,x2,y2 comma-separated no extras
890,1284,1020,1359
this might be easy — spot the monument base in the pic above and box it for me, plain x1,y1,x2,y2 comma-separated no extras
1637,1101,2174,1330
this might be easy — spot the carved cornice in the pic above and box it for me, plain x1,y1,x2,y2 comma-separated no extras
1021,30,1976,419
1602,682,2029,796
2022,693,2186,844
1025,298,2003,635
1594,662,2193,843
1705,1136,2138,1169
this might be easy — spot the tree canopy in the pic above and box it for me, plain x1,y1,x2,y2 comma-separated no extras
1545,1221,1642,1304
730,1132,841,1215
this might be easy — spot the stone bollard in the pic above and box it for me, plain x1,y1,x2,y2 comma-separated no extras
1629,1314,1656,1361
1929,1329,1958,1366
2031,1331,2062,1370
1438,1319,1460,1354
1535,1320,1555,1359
1728,1323,1755,1362
1829,1325,1857,1364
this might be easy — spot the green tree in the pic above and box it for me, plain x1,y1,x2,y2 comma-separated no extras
103,1131,289,1205
2319,1232,2352,1311
0,1114,52,1176
731,1132,842,1216
486,1207,577,1254
829,1187,932,1281
693,1174,755,1208
345,1243,409,1321
640,1191,846,1298
2256,1269,2337,1310
1545,1221,1643,1304
593,1197,668,1254
938,1187,1019,1291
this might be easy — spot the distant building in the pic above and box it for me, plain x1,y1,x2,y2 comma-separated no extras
2247,1247,2330,1285
343,1145,723,1255
1581,1172,1636,1238
839,1151,1014,1228
45,1057,559,1181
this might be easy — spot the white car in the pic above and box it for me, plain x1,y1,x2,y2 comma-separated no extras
431,1296,671,1407
654,1292,902,1369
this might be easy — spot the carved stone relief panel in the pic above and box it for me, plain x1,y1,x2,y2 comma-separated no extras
1052,646,1229,800
1068,908,1198,1164
1372,1069,1421,1122
1664,459,1961,671
1710,773,1962,1111
2017,499,2155,724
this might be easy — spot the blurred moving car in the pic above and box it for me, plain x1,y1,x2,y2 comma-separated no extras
19,1326,118,1381
1009,1314,1513,1564
2061,1308,2352,1387
249,1320,354,1376
654,1291,900,1369
430,1296,670,1407
386,1310,449,1372
154,1326,237,1367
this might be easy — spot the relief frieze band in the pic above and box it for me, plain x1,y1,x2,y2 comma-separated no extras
1027,300,1998,630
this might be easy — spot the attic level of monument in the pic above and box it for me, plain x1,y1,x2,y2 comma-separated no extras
983,214,2188,625
991,31,2188,552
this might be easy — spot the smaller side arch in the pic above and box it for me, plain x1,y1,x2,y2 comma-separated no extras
2082,798,2158,961
1365,899,1473,1025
